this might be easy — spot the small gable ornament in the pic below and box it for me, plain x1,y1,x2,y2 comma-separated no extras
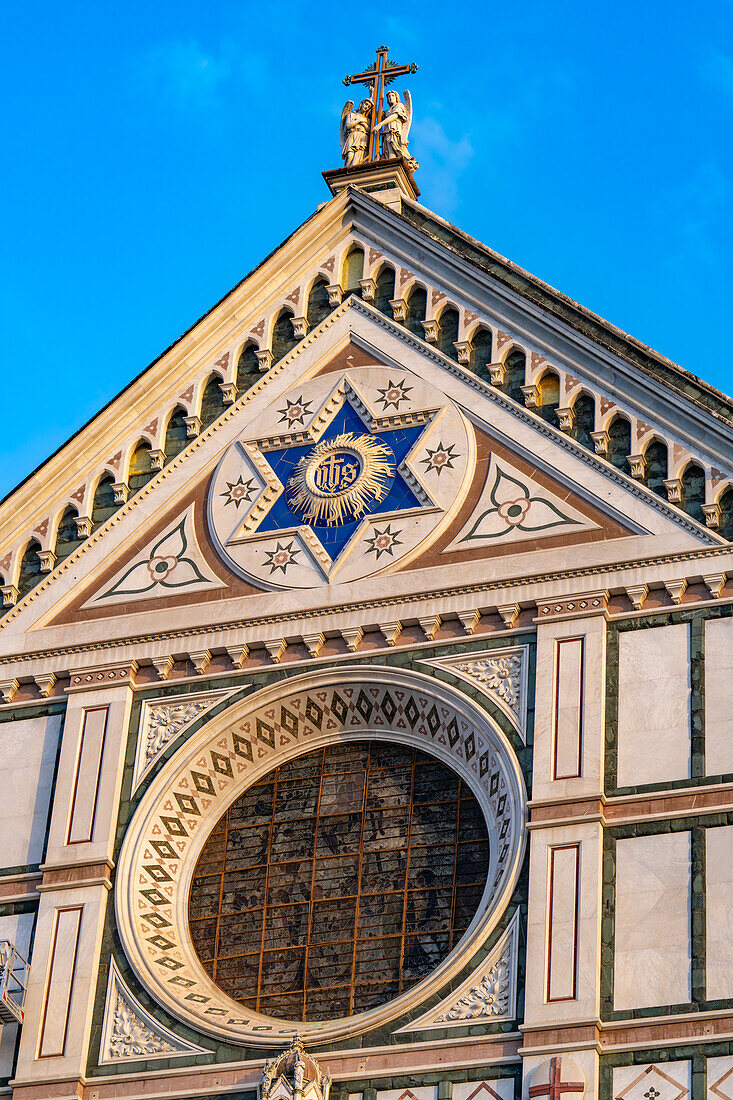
259,1036,332,1100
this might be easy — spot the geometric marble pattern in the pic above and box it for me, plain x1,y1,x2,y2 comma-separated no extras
133,689,239,791
99,957,208,1064
395,908,520,1032
451,1083,514,1100
115,667,526,1047
377,1089,437,1100
420,646,529,741
708,1057,733,1100
613,1062,690,1100
446,454,596,551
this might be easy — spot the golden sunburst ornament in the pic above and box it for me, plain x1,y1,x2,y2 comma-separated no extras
287,432,395,526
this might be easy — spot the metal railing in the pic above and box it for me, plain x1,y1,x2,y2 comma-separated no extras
0,940,29,1025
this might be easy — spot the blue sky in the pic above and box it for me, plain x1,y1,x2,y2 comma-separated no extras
2,1,732,499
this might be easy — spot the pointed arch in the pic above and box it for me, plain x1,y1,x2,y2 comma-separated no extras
404,284,427,337
236,342,260,394
17,539,43,599
54,505,82,563
718,486,733,541
607,415,631,474
164,407,188,463
437,306,459,361
680,461,705,524
471,327,493,382
502,346,526,404
200,373,226,429
374,264,396,317
643,438,668,498
306,277,331,330
271,309,298,363
128,440,154,495
571,392,595,451
342,245,364,297
91,473,118,529
536,370,560,424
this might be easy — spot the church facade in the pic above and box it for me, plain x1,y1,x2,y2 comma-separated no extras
0,54,732,1100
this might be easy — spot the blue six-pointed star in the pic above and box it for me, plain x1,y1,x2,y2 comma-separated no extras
254,399,430,561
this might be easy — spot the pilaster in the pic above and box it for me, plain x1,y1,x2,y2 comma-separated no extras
12,661,137,1095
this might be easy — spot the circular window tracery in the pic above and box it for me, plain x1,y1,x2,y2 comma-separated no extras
115,667,526,1045
189,741,489,1022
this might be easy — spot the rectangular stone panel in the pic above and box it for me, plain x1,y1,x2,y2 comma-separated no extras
377,1089,437,1100
546,843,579,1001
66,706,108,844
553,636,584,779
614,832,691,1010
706,826,733,1000
705,617,733,775
0,713,61,869
38,906,83,1058
707,1056,733,1100
617,623,691,787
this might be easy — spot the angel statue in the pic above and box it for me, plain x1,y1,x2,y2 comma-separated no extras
374,89,418,170
340,98,373,167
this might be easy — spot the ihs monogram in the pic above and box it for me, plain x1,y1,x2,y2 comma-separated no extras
376,377,412,410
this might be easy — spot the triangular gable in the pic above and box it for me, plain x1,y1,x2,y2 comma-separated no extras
5,298,721,651
0,185,730,638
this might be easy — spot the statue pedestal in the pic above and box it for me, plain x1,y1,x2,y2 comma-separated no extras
322,157,420,203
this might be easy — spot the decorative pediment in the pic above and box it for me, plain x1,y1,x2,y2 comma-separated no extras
3,301,724,651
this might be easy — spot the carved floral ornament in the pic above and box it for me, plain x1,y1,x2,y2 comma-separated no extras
115,666,527,1046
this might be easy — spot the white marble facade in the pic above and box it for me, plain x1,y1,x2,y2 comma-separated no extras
0,149,730,1100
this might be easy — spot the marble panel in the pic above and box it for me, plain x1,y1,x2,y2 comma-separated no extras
377,1089,437,1100
38,906,82,1057
546,844,579,1001
554,637,584,779
706,826,733,1000
66,706,108,844
452,1081,514,1100
705,617,733,775
617,623,691,787
614,831,691,1010
613,1061,690,1100
707,1055,733,1100
0,714,61,869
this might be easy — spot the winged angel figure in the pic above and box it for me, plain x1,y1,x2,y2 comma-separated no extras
340,97,373,167
374,89,418,170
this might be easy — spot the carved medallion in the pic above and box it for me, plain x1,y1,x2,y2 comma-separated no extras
207,366,475,589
